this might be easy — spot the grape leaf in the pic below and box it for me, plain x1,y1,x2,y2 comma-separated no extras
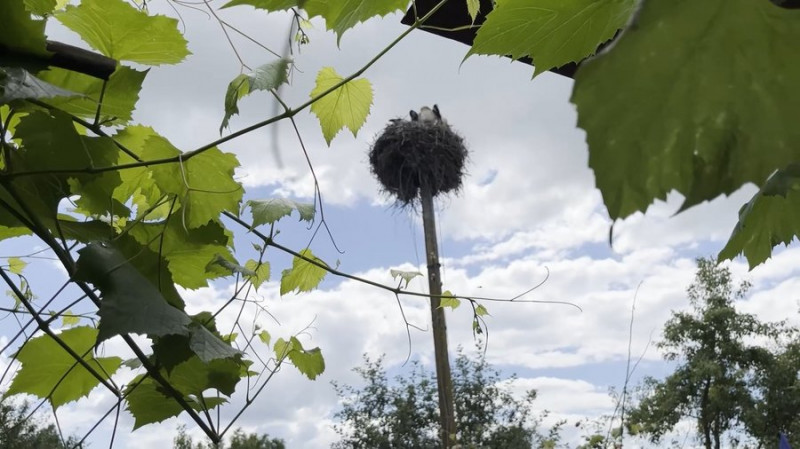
0,225,31,240
466,0,480,23
221,0,300,10
390,269,422,288
208,254,256,276
62,309,80,326
571,0,800,220
125,374,227,429
6,326,122,408
74,241,192,344
439,290,460,310
7,257,26,275
189,323,242,363
248,198,315,227
56,0,190,65
24,0,68,15
39,65,147,124
8,111,124,222
280,248,327,295
169,355,242,396
0,67,80,104
258,330,271,346
220,58,291,132
245,259,271,289
111,126,167,218
142,135,243,229
719,163,800,269
309,67,372,145
304,0,410,43
274,337,325,380
469,0,635,76
128,219,235,289
1,1,48,57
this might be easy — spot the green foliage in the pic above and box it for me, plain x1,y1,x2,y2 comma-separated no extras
173,425,286,449
309,67,373,145
465,0,480,23
744,339,800,446
389,268,421,288
439,290,460,310
221,58,291,132
469,0,635,76
125,375,228,429
39,65,147,123
247,198,315,227
719,163,800,268
304,0,410,43
74,241,193,344
274,336,325,380
0,67,79,103
143,136,243,229
627,258,779,448
332,348,562,448
1,1,48,56
572,0,800,222
279,249,327,295
245,259,271,289
0,398,82,448
56,0,190,65
6,326,122,408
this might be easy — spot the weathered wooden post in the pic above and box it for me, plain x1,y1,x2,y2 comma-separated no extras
369,105,467,448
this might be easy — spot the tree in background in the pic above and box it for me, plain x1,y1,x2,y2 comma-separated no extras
331,346,562,449
743,338,800,446
174,425,286,449
627,258,777,449
0,398,82,448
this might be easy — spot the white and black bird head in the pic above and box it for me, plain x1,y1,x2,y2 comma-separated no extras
409,104,443,124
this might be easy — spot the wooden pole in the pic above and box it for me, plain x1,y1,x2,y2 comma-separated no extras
420,184,457,448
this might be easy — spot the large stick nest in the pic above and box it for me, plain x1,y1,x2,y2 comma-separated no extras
369,119,468,206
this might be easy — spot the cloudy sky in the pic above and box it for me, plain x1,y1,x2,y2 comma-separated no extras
2,1,800,448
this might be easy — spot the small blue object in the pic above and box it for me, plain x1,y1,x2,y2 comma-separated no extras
780,432,792,449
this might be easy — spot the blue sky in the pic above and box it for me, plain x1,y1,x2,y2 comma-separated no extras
2,2,800,449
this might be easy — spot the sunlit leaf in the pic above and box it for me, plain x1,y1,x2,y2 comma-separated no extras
475,304,489,317
309,67,372,145
221,58,291,132
57,0,190,65
221,0,300,10
439,290,460,310
125,374,227,429
572,0,800,220
62,310,80,326
274,337,325,380
7,257,26,275
248,198,315,227
469,0,634,76
39,65,147,124
142,135,243,229
280,248,327,295
6,326,122,408
208,253,256,276
466,0,480,23
304,0,409,43
245,259,270,289
390,269,422,288
258,330,271,346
